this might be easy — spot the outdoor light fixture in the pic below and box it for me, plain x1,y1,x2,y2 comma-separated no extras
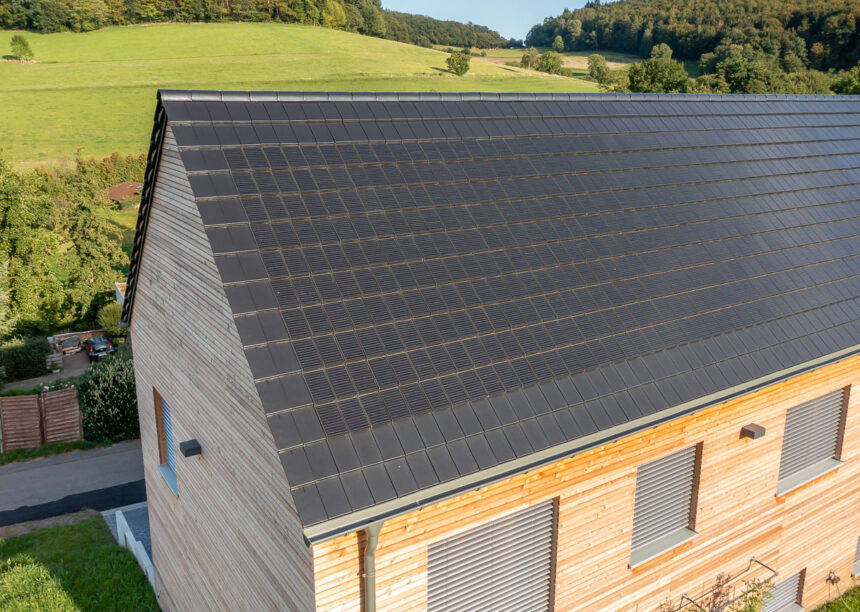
740,424,766,440
180,439,202,457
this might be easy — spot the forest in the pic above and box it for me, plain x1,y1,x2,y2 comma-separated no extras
0,0,509,47
527,0,860,93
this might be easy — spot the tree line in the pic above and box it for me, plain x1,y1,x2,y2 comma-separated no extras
526,0,860,93
0,0,507,48
0,153,143,338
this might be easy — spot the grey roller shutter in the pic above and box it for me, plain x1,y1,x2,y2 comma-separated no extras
427,500,555,612
762,572,801,612
778,389,845,482
854,536,860,576
631,446,698,551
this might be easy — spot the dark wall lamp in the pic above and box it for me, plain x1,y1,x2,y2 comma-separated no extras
740,424,766,440
180,439,202,457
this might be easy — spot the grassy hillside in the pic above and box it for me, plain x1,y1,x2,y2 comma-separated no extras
0,23,598,165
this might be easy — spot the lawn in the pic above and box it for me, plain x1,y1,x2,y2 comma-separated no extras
0,23,598,166
0,517,158,611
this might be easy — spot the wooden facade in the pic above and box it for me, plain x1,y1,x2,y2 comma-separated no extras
129,127,314,611
314,354,860,611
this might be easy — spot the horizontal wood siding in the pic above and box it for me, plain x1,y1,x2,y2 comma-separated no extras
131,126,313,611
314,354,860,611
42,388,82,444
0,395,41,451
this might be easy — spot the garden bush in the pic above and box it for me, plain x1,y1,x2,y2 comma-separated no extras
77,348,138,442
0,336,50,382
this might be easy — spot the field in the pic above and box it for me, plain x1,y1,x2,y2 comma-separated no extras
472,46,701,79
0,24,599,166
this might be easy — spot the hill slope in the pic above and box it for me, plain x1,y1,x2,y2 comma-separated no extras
0,23,597,165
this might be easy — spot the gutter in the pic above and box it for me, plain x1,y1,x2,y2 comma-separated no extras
304,344,860,544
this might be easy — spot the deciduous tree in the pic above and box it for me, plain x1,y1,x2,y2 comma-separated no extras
9,34,33,60
446,52,470,76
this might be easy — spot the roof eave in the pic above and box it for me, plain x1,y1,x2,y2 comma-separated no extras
121,92,169,326
303,343,860,544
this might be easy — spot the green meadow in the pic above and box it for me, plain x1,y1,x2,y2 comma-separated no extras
0,23,599,166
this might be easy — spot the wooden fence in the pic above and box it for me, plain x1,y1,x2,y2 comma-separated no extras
0,388,82,452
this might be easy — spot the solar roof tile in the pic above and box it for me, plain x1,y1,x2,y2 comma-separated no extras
140,92,860,528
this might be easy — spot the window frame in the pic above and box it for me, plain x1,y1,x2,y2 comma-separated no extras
153,389,178,496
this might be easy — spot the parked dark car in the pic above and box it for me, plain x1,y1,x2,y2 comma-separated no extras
59,336,82,355
86,336,116,362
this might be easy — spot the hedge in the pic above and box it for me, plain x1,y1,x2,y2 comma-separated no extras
77,348,139,442
0,336,50,382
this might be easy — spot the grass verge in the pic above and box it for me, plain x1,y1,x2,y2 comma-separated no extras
0,441,105,467
0,517,158,611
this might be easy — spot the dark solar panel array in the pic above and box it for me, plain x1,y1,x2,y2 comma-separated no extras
161,92,860,527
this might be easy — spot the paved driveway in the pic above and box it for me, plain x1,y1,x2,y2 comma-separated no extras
0,439,146,526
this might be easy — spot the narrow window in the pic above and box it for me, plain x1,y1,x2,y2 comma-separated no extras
630,443,702,568
427,499,556,612
762,569,804,612
154,389,178,495
777,387,849,496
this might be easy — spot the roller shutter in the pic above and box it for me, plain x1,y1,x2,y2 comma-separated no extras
427,500,555,612
162,398,176,473
854,536,860,576
631,445,698,551
761,571,802,612
778,389,845,482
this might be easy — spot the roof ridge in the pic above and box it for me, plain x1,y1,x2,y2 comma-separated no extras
157,89,860,103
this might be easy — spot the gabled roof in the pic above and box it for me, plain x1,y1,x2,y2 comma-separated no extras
124,91,860,541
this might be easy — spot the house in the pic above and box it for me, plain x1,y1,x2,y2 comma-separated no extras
120,90,860,611
107,180,144,204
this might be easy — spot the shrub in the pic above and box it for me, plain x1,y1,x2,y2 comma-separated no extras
10,34,33,60
77,348,138,442
447,52,471,76
97,302,126,337
537,50,563,74
0,336,50,382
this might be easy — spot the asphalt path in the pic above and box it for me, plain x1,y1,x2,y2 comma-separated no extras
0,439,146,526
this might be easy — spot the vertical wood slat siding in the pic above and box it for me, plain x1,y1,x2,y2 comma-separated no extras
427,499,554,612
778,389,846,481
41,388,82,444
762,571,802,611
631,445,697,550
313,355,860,611
0,395,41,451
131,126,313,611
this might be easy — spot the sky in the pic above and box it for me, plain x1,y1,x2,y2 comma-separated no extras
382,0,579,41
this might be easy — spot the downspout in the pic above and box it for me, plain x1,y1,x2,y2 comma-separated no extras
362,521,384,612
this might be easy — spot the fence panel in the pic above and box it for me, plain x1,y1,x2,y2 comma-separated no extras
0,395,42,451
42,387,82,444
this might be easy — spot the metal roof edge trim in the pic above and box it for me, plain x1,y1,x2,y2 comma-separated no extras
303,343,860,544
121,94,168,326
156,89,860,103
